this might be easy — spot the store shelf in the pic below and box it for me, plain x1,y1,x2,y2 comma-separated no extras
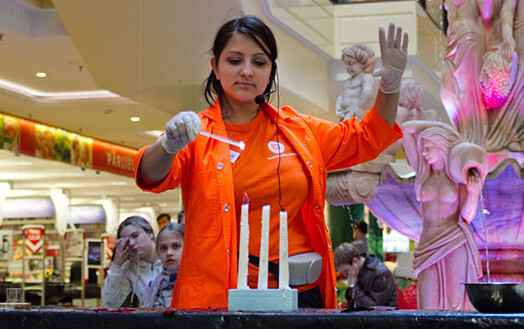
23,286,43,291
24,255,45,260
1,219,55,226
65,257,83,261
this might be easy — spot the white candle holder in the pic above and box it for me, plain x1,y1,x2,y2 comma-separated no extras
228,207,298,311
228,287,298,312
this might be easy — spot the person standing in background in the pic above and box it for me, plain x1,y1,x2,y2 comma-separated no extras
156,213,171,229
352,220,369,257
176,211,185,224
334,242,398,308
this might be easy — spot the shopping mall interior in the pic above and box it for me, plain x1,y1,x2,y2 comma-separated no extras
0,0,477,311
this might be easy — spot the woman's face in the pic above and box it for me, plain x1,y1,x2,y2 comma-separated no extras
422,139,442,166
156,231,184,271
212,33,272,105
119,224,154,260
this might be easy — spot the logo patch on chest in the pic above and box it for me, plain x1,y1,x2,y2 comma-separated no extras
268,141,285,154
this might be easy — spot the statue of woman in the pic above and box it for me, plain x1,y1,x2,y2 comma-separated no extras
402,120,488,310
441,0,486,145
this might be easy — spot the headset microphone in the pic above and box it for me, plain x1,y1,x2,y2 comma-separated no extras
254,89,277,105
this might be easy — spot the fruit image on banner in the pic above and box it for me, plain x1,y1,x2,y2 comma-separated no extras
23,225,45,256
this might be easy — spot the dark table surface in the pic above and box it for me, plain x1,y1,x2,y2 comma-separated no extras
0,306,523,329
0,282,101,305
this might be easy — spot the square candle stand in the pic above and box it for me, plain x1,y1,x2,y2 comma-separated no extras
228,206,298,312
228,287,298,312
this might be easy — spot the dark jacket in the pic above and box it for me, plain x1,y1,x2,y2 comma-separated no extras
346,255,398,307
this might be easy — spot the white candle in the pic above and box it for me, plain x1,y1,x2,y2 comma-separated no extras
279,211,289,289
258,205,270,289
237,203,250,289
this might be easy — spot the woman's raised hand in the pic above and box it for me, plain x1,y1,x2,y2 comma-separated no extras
161,111,201,155
374,22,409,94
113,237,131,267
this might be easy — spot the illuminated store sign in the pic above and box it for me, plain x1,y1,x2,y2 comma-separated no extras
0,113,136,177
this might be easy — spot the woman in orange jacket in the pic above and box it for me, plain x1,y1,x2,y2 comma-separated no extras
134,15,408,309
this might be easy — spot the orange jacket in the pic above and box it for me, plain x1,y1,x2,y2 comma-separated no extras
134,101,402,309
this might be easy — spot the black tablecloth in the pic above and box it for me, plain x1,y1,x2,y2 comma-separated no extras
0,306,523,329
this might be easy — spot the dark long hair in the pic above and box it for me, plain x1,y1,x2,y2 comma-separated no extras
204,15,278,106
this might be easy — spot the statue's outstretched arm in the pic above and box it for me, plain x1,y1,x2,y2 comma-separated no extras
460,171,482,223
450,142,489,223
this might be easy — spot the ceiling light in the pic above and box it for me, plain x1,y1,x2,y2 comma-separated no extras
130,116,140,122
110,181,128,186
65,172,84,177
0,78,130,103
35,72,47,78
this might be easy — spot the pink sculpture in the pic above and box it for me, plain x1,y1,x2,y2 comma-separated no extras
327,2,524,310
441,0,524,152
383,79,438,159
402,120,489,309
398,79,437,122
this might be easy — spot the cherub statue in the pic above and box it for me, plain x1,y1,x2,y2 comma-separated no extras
398,79,437,122
402,120,489,310
335,44,379,122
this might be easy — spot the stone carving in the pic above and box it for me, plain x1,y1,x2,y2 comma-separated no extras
382,79,438,161
327,76,439,205
401,120,489,310
328,76,439,204
328,2,524,310
326,170,379,205
441,0,524,152
335,44,379,122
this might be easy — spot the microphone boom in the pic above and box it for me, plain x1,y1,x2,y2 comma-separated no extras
255,89,277,105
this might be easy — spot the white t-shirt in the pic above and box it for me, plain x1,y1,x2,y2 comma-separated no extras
102,258,162,308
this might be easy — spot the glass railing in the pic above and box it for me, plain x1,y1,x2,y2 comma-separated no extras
330,0,448,34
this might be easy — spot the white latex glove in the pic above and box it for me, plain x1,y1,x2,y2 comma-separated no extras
373,22,409,94
161,111,201,155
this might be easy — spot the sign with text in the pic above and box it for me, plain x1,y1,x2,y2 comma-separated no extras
23,225,45,255
0,113,136,177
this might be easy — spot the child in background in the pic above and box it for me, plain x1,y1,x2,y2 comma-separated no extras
143,223,184,308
